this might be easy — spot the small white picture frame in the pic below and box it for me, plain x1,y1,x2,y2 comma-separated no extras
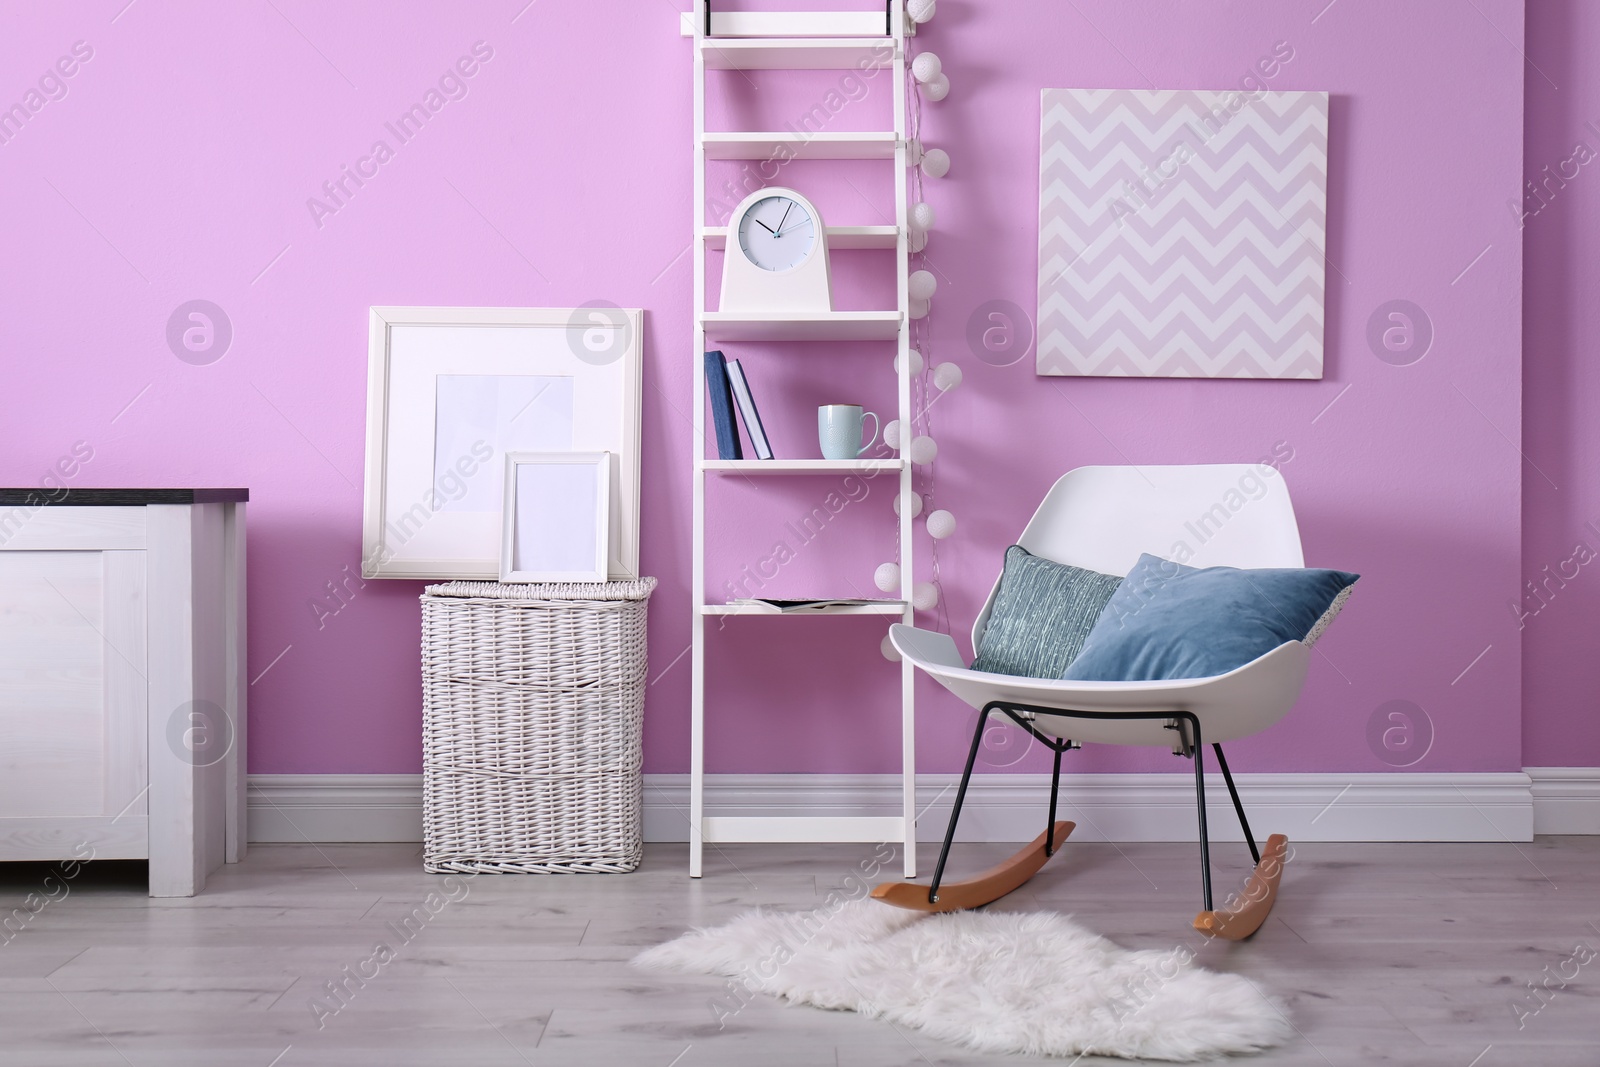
499,452,610,583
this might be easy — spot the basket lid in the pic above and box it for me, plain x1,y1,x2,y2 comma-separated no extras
422,578,657,602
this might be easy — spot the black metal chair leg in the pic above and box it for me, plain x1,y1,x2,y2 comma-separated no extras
1186,715,1214,913
929,705,992,903
925,702,1234,915
1212,742,1259,865
1045,743,1064,857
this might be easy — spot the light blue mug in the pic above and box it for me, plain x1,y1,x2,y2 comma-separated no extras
818,404,880,460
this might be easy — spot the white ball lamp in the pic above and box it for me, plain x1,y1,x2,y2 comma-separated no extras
881,632,901,662
912,52,942,85
893,492,924,519
921,148,950,179
924,73,950,102
933,361,963,391
907,0,936,25
894,348,925,377
912,581,940,611
909,270,938,302
909,202,936,233
883,419,903,450
909,435,938,465
926,509,957,539
908,296,930,320
874,562,901,594
908,229,929,254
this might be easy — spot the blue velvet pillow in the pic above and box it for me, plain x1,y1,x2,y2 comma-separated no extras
1063,553,1359,681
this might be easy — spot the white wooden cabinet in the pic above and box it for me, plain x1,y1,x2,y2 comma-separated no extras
0,490,247,896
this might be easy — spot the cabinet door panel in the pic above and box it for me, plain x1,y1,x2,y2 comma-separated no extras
0,550,147,837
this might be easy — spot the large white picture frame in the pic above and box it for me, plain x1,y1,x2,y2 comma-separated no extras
361,306,643,580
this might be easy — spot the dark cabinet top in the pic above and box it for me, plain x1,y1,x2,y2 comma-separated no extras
0,489,249,506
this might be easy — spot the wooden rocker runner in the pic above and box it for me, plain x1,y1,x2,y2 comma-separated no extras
871,466,1335,939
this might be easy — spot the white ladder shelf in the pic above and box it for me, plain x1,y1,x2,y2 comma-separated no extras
686,2,918,878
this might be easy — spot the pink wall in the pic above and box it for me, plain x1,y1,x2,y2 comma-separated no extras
1522,0,1600,767
0,1,1528,776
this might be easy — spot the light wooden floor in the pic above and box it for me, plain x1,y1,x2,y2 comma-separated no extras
1,837,1597,1065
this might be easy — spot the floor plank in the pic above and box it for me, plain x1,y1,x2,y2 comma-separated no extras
0,839,1597,1064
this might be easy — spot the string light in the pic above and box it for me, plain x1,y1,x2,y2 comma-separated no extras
882,32,951,636
874,562,901,594
907,0,936,25
926,509,956,539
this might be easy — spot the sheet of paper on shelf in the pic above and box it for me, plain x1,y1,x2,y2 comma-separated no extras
433,374,574,512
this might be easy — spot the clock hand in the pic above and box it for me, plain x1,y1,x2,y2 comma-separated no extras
777,201,793,235
776,217,812,238
755,219,777,236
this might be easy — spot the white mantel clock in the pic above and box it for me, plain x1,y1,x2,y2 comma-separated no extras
718,187,833,313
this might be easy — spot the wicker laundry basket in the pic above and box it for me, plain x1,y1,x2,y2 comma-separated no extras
420,578,656,874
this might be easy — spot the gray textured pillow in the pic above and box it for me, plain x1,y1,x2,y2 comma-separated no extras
971,546,1123,677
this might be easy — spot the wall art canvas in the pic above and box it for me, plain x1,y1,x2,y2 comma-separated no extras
1038,88,1329,378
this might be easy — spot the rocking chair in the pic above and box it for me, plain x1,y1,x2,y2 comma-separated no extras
874,464,1316,939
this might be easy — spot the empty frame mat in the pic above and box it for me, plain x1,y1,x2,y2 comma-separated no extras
363,307,643,579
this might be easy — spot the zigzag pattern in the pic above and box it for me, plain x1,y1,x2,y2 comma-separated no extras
1037,89,1328,378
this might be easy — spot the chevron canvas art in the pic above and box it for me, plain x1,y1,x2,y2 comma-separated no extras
1038,89,1329,378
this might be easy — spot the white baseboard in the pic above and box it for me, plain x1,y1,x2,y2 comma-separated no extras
1527,767,1600,834
248,775,425,843
248,770,1574,845
641,773,1533,842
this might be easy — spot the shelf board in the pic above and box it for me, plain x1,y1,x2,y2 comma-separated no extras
703,601,907,617
702,816,910,843
704,225,898,250
702,132,898,160
703,459,904,476
699,38,897,70
679,11,895,40
701,310,901,341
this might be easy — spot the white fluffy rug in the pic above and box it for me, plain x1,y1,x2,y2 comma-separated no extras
634,899,1291,1061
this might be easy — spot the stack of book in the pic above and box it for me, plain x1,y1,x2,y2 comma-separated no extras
704,350,772,460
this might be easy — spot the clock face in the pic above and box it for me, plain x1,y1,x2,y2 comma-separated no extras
736,195,816,272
